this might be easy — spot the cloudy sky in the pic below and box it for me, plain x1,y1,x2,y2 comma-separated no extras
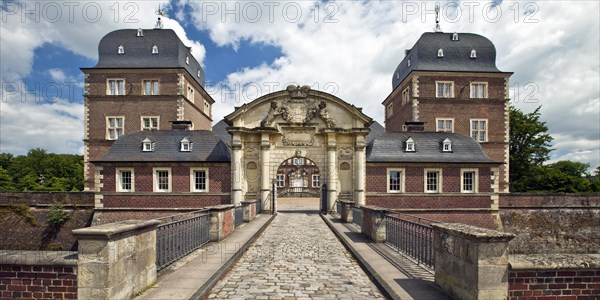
1,0,598,171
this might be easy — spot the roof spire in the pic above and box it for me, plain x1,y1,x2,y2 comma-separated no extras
155,5,166,29
434,3,442,32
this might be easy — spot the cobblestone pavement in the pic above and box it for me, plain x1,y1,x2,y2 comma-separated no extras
207,200,385,299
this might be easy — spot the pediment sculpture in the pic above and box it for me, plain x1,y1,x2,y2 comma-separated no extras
260,85,335,128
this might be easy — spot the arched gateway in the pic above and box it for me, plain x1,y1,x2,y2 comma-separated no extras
224,85,372,211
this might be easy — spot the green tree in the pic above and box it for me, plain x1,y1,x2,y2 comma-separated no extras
590,166,600,192
522,161,592,193
0,167,16,191
509,106,554,192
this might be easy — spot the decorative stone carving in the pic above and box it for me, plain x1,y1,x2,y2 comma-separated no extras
282,135,315,146
338,146,353,159
339,162,351,171
244,144,259,159
260,85,336,127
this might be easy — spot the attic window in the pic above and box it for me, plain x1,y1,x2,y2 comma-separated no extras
152,45,159,54
142,137,154,152
197,70,201,78
118,45,125,54
186,56,190,65
470,49,477,58
452,32,459,41
405,137,415,152
442,138,452,152
407,59,411,67
137,29,143,37
395,72,400,80
180,137,192,152
437,49,444,58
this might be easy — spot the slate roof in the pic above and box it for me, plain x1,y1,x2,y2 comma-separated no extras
392,32,506,89
365,121,385,144
212,119,231,145
89,28,205,87
95,130,230,163
367,132,498,164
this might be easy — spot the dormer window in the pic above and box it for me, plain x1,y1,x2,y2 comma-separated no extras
142,137,154,152
407,59,411,67
395,72,400,80
186,56,190,65
437,49,444,57
452,32,459,41
180,137,192,152
405,137,415,152
137,28,143,37
152,45,159,54
197,70,201,78
118,45,125,54
442,138,452,152
470,49,477,58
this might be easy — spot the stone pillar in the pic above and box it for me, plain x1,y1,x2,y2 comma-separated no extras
260,133,272,211
432,223,515,300
209,204,236,242
231,132,243,205
326,132,337,211
339,200,353,223
354,135,366,206
73,219,161,300
242,200,257,222
361,206,387,242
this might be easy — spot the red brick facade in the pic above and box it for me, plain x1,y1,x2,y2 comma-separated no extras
383,72,510,192
508,269,600,300
0,265,77,299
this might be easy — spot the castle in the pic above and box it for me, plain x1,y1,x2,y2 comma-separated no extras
83,25,511,229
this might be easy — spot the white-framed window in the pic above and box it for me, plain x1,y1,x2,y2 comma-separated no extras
442,138,452,152
117,45,125,54
436,81,454,98
402,87,410,105
137,28,143,37
116,168,134,192
312,174,320,188
425,169,442,193
180,137,192,152
470,119,488,142
470,82,487,98
106,117,124,140
276,174,285,187
452,32,459,41
143,80,159,95
405,137,415,152
436,118,454,133
461,169,478,193
107,79,125,95
437,48,444,57
142,137,154,152
141,116,159,131
187,86,194,102
386,103,393,118
293,158,304,166
186,56,190,65
190,168,208,192
470,49,477,58
387,168,405,193
152,45,159,54
153,168,171,192
197,70,201,78
407,59,411,67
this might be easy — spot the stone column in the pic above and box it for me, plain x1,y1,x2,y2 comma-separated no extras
260,133,271,211
432,223,515,300
326,132,337,211
73,219,161,300
354,135,366,206
231,132,243,205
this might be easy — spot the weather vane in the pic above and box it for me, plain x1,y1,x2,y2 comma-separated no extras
155,4,166,29
434,3,442,32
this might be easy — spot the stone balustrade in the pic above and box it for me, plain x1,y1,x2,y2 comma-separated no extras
242,200,258,222
337,200,354,223
360,205,387,243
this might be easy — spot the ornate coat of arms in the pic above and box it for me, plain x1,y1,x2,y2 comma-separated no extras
260,85,336,128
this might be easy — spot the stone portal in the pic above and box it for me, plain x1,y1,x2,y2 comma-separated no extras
225,85,372,212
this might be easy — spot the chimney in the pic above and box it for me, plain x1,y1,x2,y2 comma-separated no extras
171,120,192,130
404,121,426,132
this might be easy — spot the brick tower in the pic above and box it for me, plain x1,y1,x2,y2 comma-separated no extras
382,32,512,192
81,26,214,191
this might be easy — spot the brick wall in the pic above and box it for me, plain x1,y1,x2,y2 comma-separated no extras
222,209,233,238
0,265,77,300
500,194,600,208
508,269,600,300
366,165,493,193
366,195,493,209
102,194,229,208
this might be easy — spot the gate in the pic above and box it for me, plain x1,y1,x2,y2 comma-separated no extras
320,184,328,213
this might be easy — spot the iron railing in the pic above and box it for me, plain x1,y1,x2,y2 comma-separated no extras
256,198,262,214
385,213,435,269
336,201,342,215
234,205,244,227
156,210,210,271
352,206,362,228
